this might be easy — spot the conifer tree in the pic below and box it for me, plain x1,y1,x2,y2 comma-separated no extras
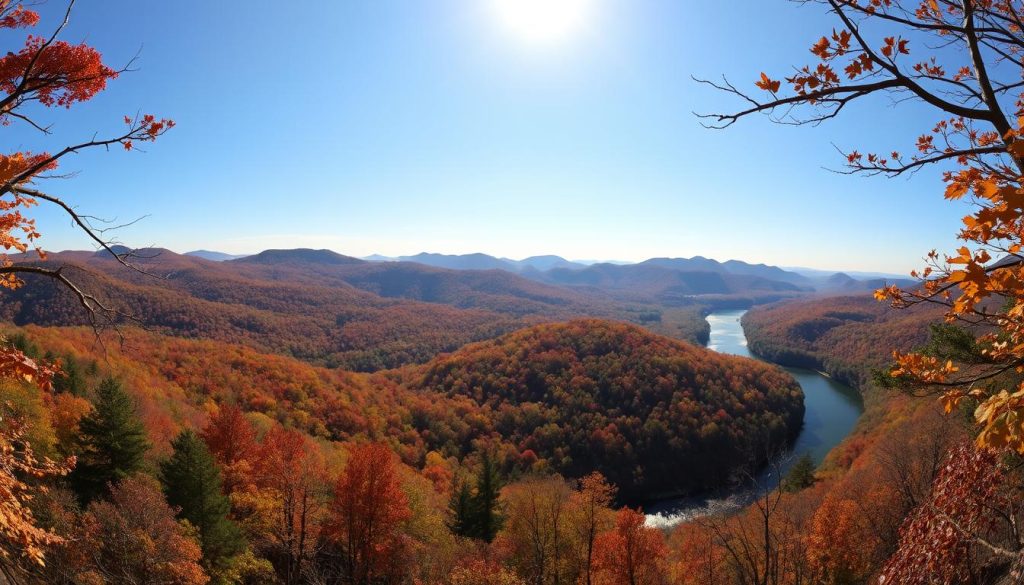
160,430,244,574
447,478,473,537
783,453,817,493
53,354,85,396
70,377,150,503
470,451,504,542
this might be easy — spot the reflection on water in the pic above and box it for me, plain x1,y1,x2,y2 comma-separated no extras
645,309,864,528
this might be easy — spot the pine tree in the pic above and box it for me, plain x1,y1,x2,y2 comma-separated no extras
470,451,504,542
160,430,244,573
447,478,474,537
783,452,817,492
53,353,85,396
70,377,150,503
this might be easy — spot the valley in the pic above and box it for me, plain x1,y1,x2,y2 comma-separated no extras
0,247,924,503
0,247,897,376
5,0,1024,582
0,247,1009,584
645,309,863,527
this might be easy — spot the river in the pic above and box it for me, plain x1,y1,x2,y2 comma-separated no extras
644,309,864,528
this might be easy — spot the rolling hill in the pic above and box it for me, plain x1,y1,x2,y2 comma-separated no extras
742,295,944,395
0,250,540,370
401,319,804,498
366,252,589,272
528,262,807,306
11,317,803,501
1,247,906,375
0,249,706,370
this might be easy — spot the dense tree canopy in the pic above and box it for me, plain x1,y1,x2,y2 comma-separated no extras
413,319,804,497
75,476,208,585
0,249,720,372
742,295,940,397
328,442,412,585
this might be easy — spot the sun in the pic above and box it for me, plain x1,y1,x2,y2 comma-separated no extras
490,0,593,46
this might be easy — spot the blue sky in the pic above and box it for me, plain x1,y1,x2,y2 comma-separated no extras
10,0,972,273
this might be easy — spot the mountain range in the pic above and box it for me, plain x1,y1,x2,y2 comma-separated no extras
0,247,911,372
356,251,914,295
185,249,909,293
182,247,905,290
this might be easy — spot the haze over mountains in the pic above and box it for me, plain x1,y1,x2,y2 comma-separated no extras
184,249,910,293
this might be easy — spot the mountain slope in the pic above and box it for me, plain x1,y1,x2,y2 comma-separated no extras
0,249,710,369
225,255,615,317
235,248,365,266
743,295,943,393
528,262,805,306
403,319,804,498
0,251,531,370
517,255,584,271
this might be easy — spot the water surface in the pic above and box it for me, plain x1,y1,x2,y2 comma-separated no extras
645,309,864,527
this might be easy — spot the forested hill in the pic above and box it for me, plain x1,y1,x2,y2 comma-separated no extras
0,248,898,372
0,249,701,371
11,317,803,502
5,248,813,370
402,319,804,499
741,295,943,397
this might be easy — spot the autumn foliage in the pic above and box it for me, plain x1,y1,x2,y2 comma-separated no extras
742,294,941,398
0,0,172,287
0,3,174,571
328,442,412,585
593,509,668,585
413,319,804,497
879,442,1013,584
704,0,1024,577
12,0,1024,582
0,403,71,567
74,476,208,585
720,0,1024,457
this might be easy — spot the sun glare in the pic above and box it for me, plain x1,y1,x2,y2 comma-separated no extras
490,0,593,46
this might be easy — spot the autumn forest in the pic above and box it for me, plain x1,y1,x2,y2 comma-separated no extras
4,1,1024,585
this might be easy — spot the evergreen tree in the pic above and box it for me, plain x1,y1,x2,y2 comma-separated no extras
160,430,244,573
71,377,150,503
783,452,817,492
470,451,504,542
53,353,86,396
447,478,474,537
8,332,39,359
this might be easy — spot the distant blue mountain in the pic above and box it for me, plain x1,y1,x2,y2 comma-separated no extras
185,250,250,262
515,255,584,271
362,254,398,262
232,248,364,265
357,251,906,294
362,252,589,272
398,252,515,271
